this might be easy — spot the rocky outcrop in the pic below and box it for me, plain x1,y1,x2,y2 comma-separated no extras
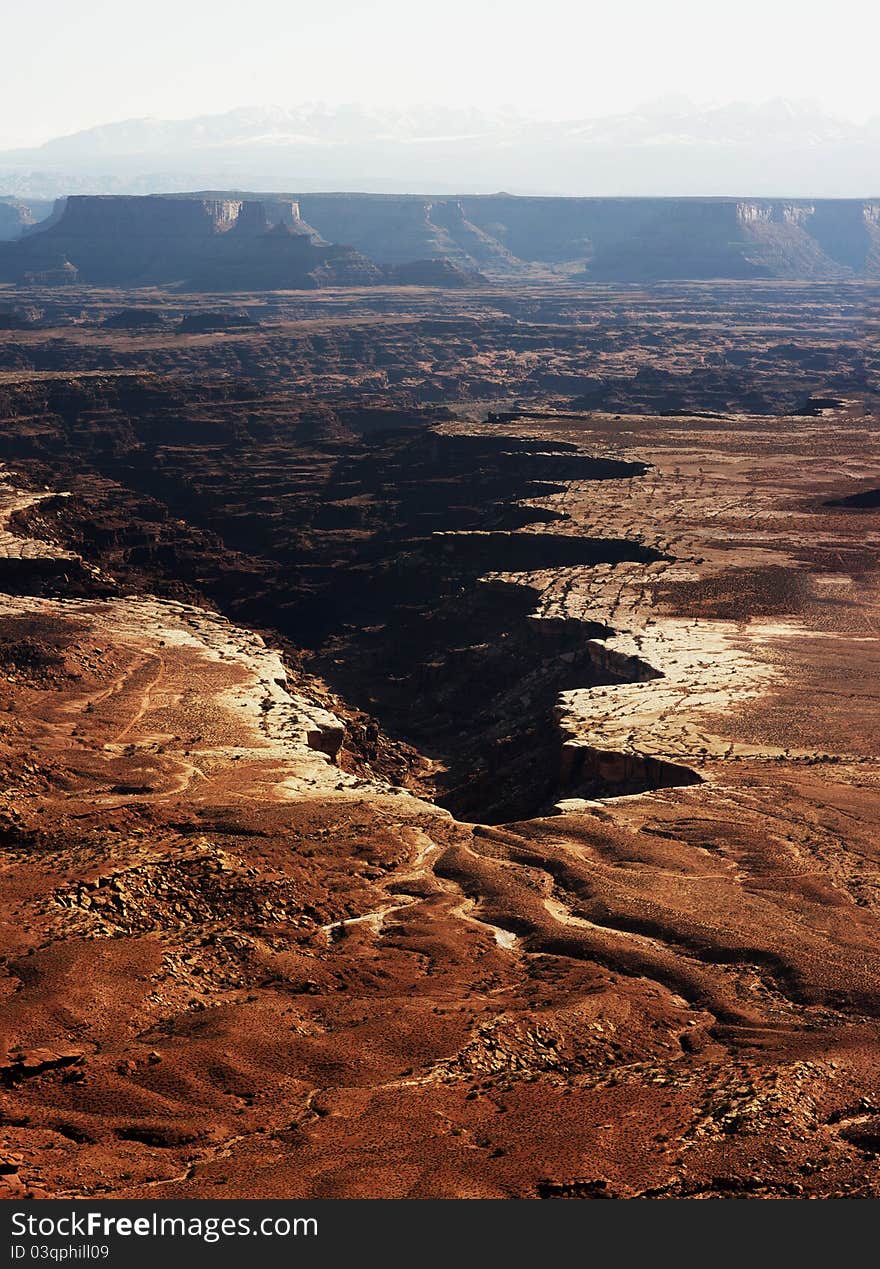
5,193,879,284
0,195,379,288
298,194,880,280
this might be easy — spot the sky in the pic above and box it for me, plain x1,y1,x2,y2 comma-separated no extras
2,0,878,149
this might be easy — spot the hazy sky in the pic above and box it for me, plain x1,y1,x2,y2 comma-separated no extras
3,0,878,148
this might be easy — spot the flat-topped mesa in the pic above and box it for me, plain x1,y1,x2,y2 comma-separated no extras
294,194,880,279
0,195,241,285
59,194,245,238
2,193,880,285
0,194,372,288
35,194,318,244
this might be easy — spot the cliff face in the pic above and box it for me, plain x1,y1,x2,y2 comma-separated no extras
299,195,880,280
2,193,880,285
296,195,518,271
466,197,880,279
0,195,377,288
231,198,317,239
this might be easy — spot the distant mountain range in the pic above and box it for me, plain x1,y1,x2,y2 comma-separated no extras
1,100,878,200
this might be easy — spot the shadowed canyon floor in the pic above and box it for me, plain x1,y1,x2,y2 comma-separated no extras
0,283,879,1199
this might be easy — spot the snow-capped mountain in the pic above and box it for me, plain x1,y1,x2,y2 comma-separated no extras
1,100,877,198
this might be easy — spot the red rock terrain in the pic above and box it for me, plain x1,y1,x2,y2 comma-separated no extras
0,280,878,1199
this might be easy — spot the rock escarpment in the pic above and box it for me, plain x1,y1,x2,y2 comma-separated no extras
0,374,662,820
295,195,880,280
0,195,381,288
4,194,880,286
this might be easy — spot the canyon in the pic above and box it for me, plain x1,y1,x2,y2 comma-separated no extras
0,266,878,1199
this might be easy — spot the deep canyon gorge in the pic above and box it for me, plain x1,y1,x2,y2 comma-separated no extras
0,231,878,1197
